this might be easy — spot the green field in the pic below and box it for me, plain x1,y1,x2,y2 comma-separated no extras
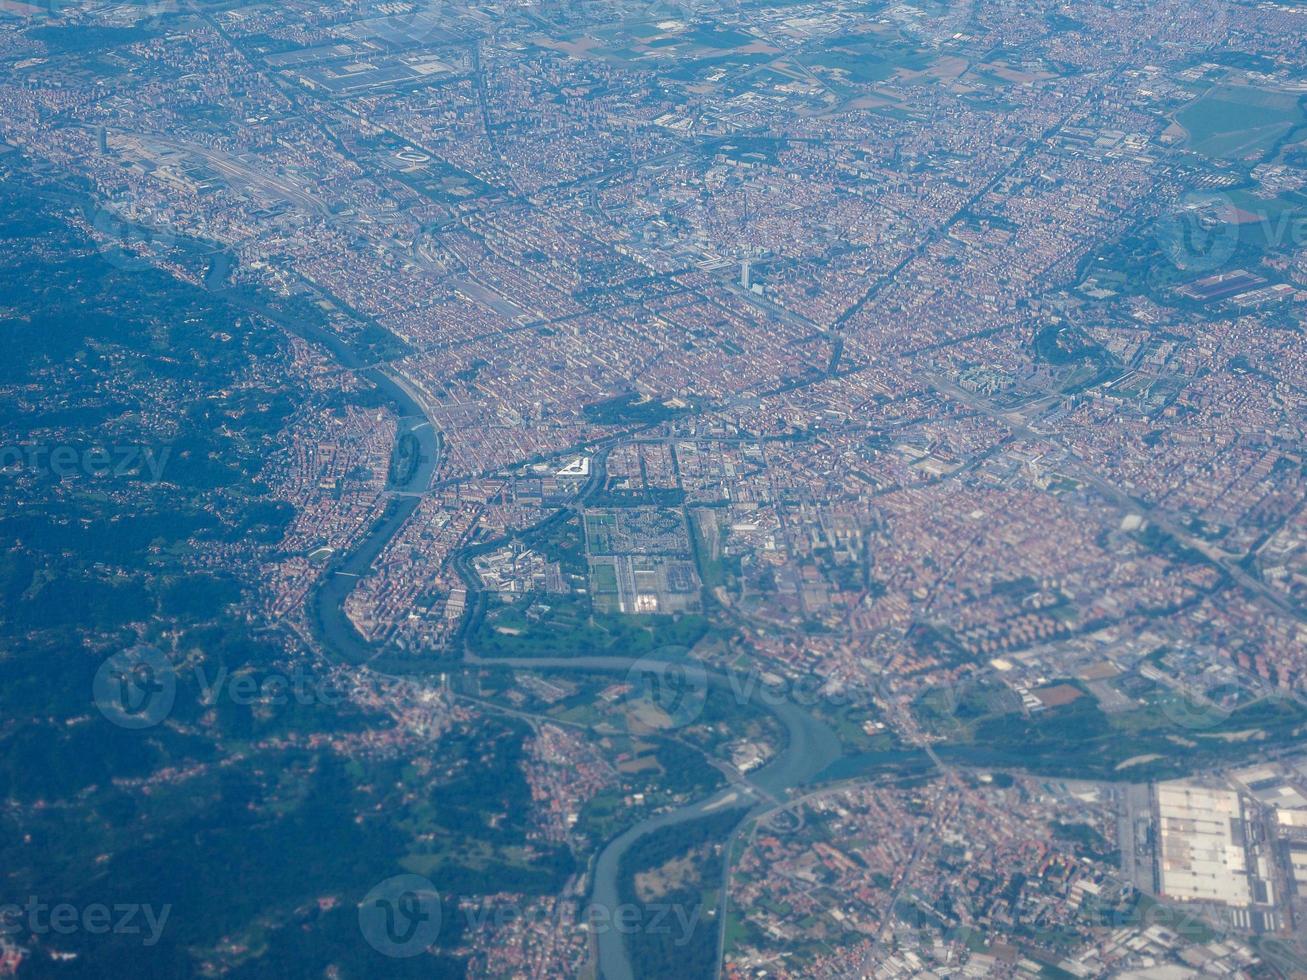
802,33,936,86
472,594,710,659
585,512,615,552
928,680,1307,781
591,559,620,594
1177,85,1307,159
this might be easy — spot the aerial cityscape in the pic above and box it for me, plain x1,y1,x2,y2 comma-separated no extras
0,0,1306,976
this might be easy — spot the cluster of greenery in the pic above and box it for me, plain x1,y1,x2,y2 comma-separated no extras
802,32,934,87
616,808,746,980
807,697,933,783
930,676,1307,781
590,483,686,508
525,512,588,579
471,592,710,659
651,740,727,798
398,715,576,892
1030,323,1121,393
0,172,299,731
0,170,571,977
1050,821,1119,865
387,431,422,486
688,509,740,593
25,24,163,55
583,392,686,425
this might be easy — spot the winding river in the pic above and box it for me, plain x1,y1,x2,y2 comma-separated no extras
302,445,842,980
50,181,843,980
310,503,844,980
196,258,444,662
199,249,842,980
461,656,842,979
